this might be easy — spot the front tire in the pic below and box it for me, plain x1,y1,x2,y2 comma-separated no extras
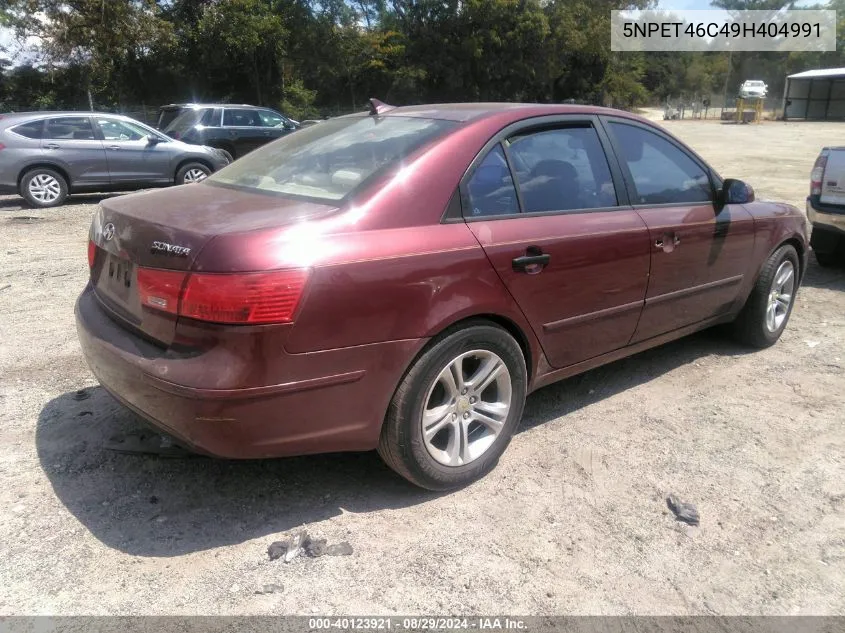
378,322,527,490
176,162,211,185
20,168,68,208
731,244,799,348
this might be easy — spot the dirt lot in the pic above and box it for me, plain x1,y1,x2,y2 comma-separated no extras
0,118,843,616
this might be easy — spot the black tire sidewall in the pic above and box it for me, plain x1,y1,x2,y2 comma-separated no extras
20,168,68,208
389,324,527,490
176,163,211,184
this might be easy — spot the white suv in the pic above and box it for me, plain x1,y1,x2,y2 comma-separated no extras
739,80,768,99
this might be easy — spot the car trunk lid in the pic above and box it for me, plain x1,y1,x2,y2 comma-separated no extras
90,182,338,346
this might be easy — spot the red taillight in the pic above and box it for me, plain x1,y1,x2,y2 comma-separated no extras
137,268,188,315
137,268,309,324
181,270,309,324
0,143,6,151
88,240,97,269
811,150,829,196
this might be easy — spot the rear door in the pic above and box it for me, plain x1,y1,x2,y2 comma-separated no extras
603,117,756,342
94,116,172,185
41,116,109,186
461,115,651,369
222,108,265,156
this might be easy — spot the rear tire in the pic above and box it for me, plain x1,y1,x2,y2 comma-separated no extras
20,167,68,208
378,322,527,490
731,244,799,348
176,162,211,185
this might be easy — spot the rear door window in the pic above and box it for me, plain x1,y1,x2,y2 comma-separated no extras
11,120,43,139
608,122,712,205
223,109,262,127
44,117,96,140
507,126,617,212
465,144,520,217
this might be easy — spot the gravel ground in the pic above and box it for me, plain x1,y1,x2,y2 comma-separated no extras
0,118,843,616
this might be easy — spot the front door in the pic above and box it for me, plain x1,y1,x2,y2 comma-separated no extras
462,119,651,369
41,116,109,187
94,117,172,185
603,119,756,342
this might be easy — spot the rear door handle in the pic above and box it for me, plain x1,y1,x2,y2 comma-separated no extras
107,145,121,151
512,247,551,273
655,233,681,252
44,143,60,150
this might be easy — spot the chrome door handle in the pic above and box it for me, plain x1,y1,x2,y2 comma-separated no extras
107,145,121,151
655,233,681,252
44,143,60,150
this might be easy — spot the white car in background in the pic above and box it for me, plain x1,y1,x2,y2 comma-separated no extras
739,80,768,99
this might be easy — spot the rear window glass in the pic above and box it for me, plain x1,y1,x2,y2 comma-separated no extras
44,117,95,140
207,115,458,202
11,120,43,139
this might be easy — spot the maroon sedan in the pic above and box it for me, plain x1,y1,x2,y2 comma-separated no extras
77,101,808,490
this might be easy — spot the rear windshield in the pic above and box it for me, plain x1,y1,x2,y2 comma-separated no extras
164,107,214,133
207,115,458,202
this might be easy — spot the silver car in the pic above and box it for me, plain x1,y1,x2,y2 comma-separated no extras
0,111,230,208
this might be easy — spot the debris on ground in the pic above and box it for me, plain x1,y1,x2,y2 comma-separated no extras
267,541,287,561
72,389,90,401
304,534,328,557
805,340,820,348
268,532,353,562
666,494,700,526
255,583,284,595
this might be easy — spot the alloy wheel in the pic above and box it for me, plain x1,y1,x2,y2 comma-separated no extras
183,168,208,183
766,260,795,332
28,174,61,203
421,349,512,467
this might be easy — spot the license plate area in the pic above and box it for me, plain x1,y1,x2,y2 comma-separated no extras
104,255,134,302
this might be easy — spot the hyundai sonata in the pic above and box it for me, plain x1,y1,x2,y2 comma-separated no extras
76,100,808,490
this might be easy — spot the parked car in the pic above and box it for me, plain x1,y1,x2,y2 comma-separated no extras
739,80,768,99
158,103,299,160
808,147,845,266
0,112,230,208
77,101,808,490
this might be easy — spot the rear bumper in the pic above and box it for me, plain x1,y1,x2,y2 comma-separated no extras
807,196,845,253
75,284,426,458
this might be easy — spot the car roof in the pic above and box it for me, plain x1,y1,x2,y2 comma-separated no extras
159,103,260,110
369,102,649,124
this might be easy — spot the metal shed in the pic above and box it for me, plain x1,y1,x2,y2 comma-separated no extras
783,67,845,120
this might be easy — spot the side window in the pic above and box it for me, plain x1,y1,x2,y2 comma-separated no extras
44,117,95,140
200,108,217,126
465,144,519,217
258,109,286,127
609,122,712,205
223,108,262,127
96,119,148,141
507,126,617,212
11,120,43,139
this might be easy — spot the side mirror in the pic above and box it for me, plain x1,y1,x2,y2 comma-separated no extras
284,121,297,130
720,178,755,204
146,135,162,145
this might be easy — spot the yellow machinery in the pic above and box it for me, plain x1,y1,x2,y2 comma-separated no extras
735,97,764,123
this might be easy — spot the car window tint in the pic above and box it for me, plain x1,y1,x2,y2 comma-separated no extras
258,110,286,127
44,117,95,140
609,122,712,204
507,126,616,212
11,120,43,139
223,109,262,127
466,144,520,217
96,119,148,141
199,108,217,125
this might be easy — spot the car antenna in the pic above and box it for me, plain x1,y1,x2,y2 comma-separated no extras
368,98,396,116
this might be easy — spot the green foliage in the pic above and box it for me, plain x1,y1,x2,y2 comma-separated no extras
0,0,843,113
